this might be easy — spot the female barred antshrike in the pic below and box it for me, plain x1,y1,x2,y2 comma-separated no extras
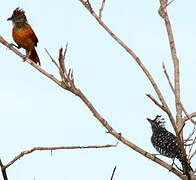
147,115,192,172
7,8,40,65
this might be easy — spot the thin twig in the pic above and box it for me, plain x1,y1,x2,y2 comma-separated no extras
183,113,196,125
45,48,59,69
162,62,195,132
146,94,165,111
189,150,196,161
59,43,68,75
110,166,117,180
45,48,67,82
0,159,8,180
162,62,175,92
188,135,196,159
185,142,195,147
4,144,117,169
99,0,106,19
188,136,196,147
186,125,196,144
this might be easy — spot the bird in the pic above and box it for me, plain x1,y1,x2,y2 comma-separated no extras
7,7,40,65
147,115,193,172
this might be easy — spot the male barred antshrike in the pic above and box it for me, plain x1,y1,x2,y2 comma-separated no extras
147,115,192,172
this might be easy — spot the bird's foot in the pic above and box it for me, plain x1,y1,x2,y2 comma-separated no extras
7,43,21,49
22,54,29,62
7,43,14,49
169,159,182,172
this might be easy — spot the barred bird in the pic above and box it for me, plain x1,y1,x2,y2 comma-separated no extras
147,115,192,172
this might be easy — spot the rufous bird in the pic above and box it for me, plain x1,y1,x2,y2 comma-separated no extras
7,7,40,65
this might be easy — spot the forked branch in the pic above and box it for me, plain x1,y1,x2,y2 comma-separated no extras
159,0,182,125
162,62,196,130
159,0,193,177
78,0,176,134
0,35,183,178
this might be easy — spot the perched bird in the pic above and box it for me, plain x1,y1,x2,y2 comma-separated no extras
7,7,40,65
147,115,192,172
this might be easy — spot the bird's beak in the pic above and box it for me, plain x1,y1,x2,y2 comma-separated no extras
147,118,151,122
7,17,12,21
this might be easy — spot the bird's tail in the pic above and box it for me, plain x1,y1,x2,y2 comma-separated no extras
177,153,193,172
29,48,40,65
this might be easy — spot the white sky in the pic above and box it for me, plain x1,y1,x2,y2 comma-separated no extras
0,0,195,179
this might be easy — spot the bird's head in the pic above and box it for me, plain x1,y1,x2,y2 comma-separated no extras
7,7,27,23
147,115,165,132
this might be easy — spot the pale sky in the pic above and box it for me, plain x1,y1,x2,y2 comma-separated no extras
0,0,195,179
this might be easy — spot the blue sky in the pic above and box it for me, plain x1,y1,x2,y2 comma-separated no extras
0,0,195,179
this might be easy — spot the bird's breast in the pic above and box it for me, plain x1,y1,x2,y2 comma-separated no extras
12,25,36,50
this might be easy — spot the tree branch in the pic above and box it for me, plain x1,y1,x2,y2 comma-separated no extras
183,113,196,125
78,0,177,134
162,62,195,132
110,166,117,180
0,159,8,180
159,0,193,177
162,61,175,92
159,0,182,125
4,144,117,169
189,150,196,161
146,94,165,111
0,35,184,178
99,0,106,19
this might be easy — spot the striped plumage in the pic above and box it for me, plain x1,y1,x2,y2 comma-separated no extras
147,115,192,172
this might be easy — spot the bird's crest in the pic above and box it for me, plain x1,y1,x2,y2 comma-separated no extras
154,115,165,128
12,7,25,17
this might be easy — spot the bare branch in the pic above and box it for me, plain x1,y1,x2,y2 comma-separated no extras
0,159,8,180
5,3,192,175
183,113,196,125
84,0,93,13
189,150,196,161
162,62,195,133
186,138,196,147
186,128,196,143
99,0,106,19
146,94,165,111
75,89,183,178
0,36,63,89
159,1,191,176
110,166,117,180
159,0,182,123
0,35,184,178
45,48,67,82
58,43,68,75
1,1,194,179
188,135,196,160
4,144,117,169
162,61,175,92
78,0,177,135
45,48,60,69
